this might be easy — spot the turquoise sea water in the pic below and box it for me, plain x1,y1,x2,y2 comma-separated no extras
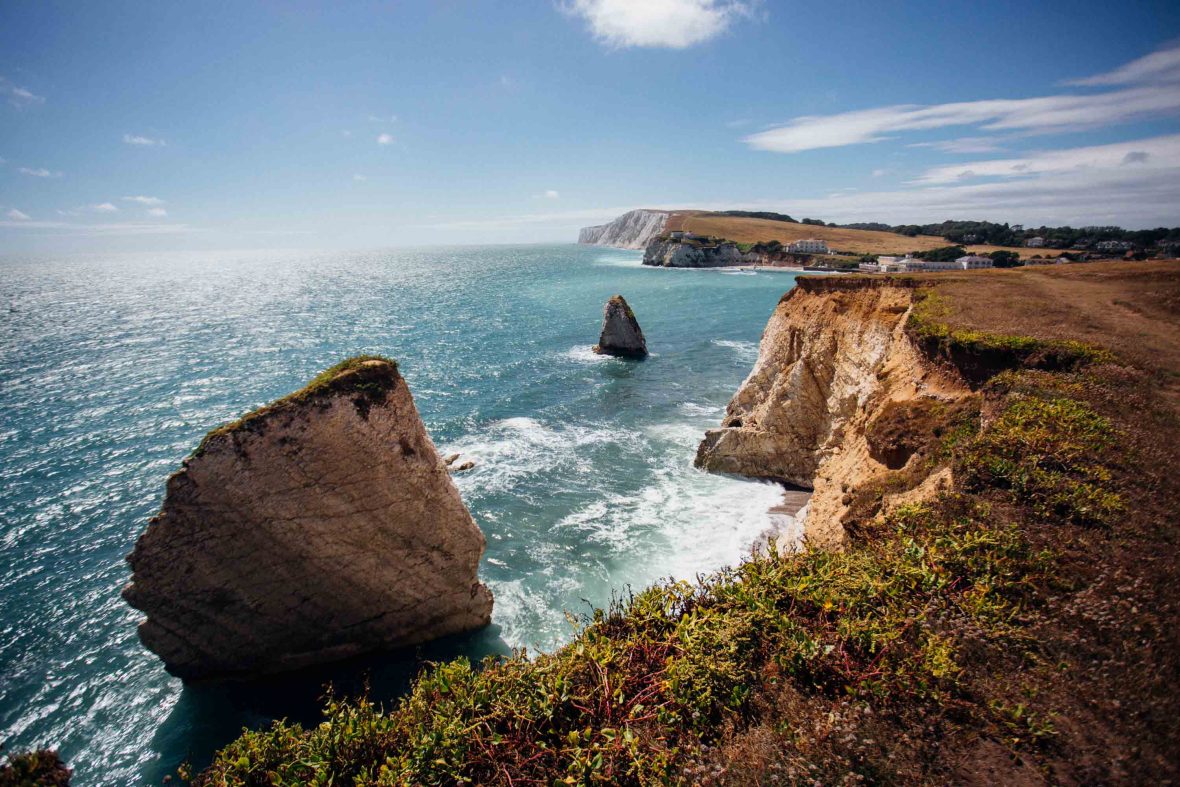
0,245,800,784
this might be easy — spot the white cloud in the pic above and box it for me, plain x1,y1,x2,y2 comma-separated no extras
0,77,45,107
341,129,352,137
123,195,165,206
871,168,889,177
376,133,394,145
146,207,168,217
92,202,119,213
367,114,398,123
745,43,1180,154
745,86,1180,153
544,189,560,199
18,167,62,178
566,0,754,49
911,133,1180,184
123,133,165,146
6,208,31,221
1067,42,1180,86
353,173,368,181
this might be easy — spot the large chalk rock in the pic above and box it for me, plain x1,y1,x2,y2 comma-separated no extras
123,357,493,680
593,295,648,358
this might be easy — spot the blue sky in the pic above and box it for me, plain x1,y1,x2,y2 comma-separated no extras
2,0,1179,251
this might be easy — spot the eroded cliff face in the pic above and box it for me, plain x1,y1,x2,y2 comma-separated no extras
579,210,669,249
696,278,969,548
123,358,493,680
643,238,806,268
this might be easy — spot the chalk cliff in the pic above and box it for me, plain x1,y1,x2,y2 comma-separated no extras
696,278,969,548
593,295,648,358
123,357,493,680
578,210,669,249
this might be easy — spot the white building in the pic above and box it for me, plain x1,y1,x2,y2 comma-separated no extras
789,238,829,254
956,255,994,270
1026,237,1045,248
916,259,959,271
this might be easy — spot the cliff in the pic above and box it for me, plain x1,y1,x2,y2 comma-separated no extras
695,277,968,547
643,235,808,268
123,356,493,680
578,209,669,249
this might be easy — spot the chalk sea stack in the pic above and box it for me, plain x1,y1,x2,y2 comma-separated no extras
593,295,648,358
122,356,493,680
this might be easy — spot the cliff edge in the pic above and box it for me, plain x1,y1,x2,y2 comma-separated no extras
123,356,493,680
696,277,969,547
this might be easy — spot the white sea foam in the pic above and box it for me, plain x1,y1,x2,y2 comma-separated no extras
563,345,607,363
711,338,760,361
440,416,636,495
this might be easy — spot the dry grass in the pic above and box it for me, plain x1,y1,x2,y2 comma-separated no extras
899,260,1180,394
667,212,1083,260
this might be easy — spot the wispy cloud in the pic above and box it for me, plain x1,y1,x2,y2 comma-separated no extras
91,202,119,213
1066,42,1180,86
353,173,368,181
123,195,165,206
18,167,62,178
543,189,560,199
910,133,1180,184
0,77,45,108
123,133,166,146
6,208,31,221
367,114,398,123
744,43,1180,154
565,0,755,49
376,133,394,145
146,207,168,217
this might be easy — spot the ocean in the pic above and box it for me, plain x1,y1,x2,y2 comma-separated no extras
0,244,800,784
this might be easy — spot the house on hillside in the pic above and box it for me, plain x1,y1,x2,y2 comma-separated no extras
789,238,829,254
1096,240,1133,252
1026,237,1045,248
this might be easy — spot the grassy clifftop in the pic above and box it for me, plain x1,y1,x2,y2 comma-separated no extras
196,262,1180,785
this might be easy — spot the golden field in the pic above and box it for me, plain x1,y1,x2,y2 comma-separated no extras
666,211,1073,260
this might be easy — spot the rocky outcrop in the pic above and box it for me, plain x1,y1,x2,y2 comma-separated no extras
579,210,669,249
643,236,808,268
696,277,970,548
593,295,648,358
123,357,493,680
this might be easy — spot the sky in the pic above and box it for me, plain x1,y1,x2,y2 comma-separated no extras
1,0,1179,252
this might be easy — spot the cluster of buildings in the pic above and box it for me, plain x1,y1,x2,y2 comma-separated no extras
858,254,994,274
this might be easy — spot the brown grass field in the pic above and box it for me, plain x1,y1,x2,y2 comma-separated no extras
666,211,1078,260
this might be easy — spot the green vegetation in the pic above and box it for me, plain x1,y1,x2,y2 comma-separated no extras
842,218,1180,252
915,245,966,262
195,355,398,456
987,250,1021,268
198,490,1055,786
961,387,1123,527
0,750,71,786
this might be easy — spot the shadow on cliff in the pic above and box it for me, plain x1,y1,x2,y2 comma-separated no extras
141,624,512,782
